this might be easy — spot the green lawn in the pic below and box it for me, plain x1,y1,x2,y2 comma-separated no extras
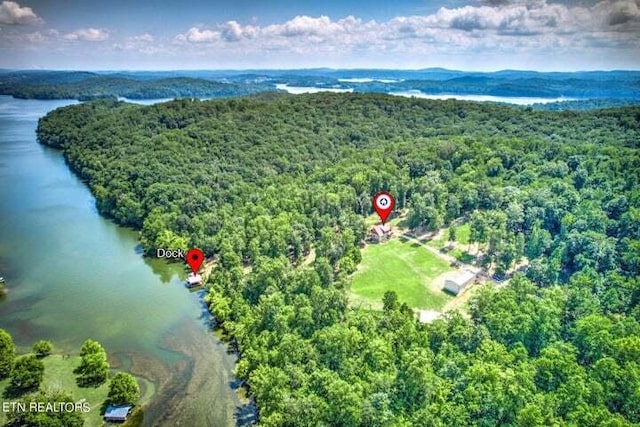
0,354,130,427
449,248,476,264
428,223,471,249
350,238,453,310
41,355,110,426
0,355,109,426
454,223,471,245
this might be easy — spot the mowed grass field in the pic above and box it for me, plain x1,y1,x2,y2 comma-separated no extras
428,223,471,249
40,355,110,426
0,355,109,427
0,354,149,427
428,223,476,264
350,238,453,310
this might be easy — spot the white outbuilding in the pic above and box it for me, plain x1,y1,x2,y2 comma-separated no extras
186,272,202,287
443,269,476,295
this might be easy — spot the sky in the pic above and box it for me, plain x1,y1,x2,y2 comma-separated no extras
0,0,638,71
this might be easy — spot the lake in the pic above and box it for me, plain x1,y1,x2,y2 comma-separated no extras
274,84,576,105
388,91,576,105
0,96,243,426
275,83,354,94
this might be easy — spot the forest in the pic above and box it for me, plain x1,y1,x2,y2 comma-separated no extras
37,93,640,426
0,71,270,100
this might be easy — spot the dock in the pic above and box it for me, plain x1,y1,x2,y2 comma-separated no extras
186,272,202,288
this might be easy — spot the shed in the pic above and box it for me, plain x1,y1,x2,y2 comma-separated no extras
443,269,476,295
370,224,392,243
104,405,132,422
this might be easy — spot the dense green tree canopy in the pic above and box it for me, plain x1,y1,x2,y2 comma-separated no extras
75,339,109,386
0,329,15,379
37,94,640,426
107,372,140,406
32,340,53,358
10,356,44,393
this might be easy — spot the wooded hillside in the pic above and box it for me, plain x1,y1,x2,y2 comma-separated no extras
38,94,640,426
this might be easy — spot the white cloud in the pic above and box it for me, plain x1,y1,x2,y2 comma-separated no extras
175,27,220,43
0,1,42,25
112,33,160,54
261,15,372,42
173,0,639,51
130,33,153,42
63,28,109,42
175,21,260,43
2,0,639,70
267,15,336,37
23,30,44,42
220,20,258,41
164,3,640,69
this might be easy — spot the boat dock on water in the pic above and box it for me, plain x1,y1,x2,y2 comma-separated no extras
186,272,202,288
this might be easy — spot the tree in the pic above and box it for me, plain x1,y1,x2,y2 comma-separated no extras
525,221,548,258
76,339,109,386
573,314,612,365
408,193,443,230
107,372,140,405
0,328,15,378
505,202,524,233
206,288,232,324
80,339,105,357
10,355,44,393
497,241,517,274
76,353,109,386
362,392,394,427
32,90,640,427
33,340,53,358
383,291,399,312
448,226,457,242
469,211,489,250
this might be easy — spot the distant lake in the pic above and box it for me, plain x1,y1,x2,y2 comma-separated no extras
275,84,354,94
117,97,175,105
337,78,401,83
273,85,577,105
389,90,577,105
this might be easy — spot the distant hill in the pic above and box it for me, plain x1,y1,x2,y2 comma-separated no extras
0,71,273,100
1,68,639,106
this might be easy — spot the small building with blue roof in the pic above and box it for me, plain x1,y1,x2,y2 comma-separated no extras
104,405,133,422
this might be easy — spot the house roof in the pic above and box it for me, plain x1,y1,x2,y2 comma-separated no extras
371,224,391,236
104,405,132,419
187,273,202,284
447,269,476,286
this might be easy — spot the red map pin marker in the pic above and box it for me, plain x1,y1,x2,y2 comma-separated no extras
373,191,395,224
185,248,204,274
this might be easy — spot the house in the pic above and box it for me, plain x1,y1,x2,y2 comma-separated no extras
104,405,133,422
370,224,392,243
186,272,202,287
443,269,476,295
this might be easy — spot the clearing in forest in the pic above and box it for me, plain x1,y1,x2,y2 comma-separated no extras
350,238,453,310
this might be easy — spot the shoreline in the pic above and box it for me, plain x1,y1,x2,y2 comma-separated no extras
0,94,247,426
